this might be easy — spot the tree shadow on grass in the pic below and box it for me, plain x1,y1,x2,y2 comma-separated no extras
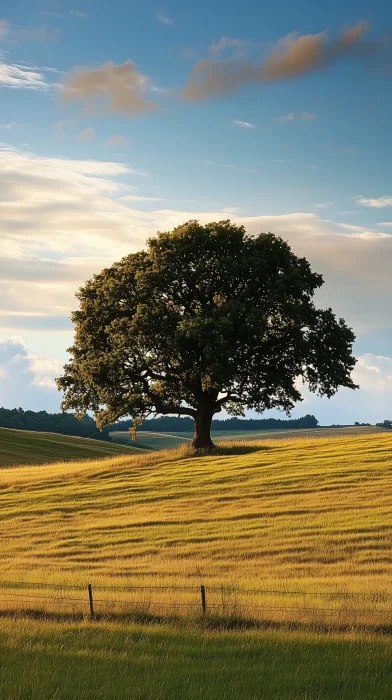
2,609,391,637
213,443,270,456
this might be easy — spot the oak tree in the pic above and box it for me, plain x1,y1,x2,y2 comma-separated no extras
57,220,358,449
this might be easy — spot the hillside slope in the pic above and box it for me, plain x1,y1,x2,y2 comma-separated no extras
1,432,391,600
111,424,386,450
0,427,149,467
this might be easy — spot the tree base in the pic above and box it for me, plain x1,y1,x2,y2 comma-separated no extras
191,438,216,451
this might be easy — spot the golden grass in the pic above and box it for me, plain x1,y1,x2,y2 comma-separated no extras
1,432,392,625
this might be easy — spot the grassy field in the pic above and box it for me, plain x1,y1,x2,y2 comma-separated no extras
0,617,391,700
110,425,385,451
1,432,392,626
110,429,191,450
0,427,149,467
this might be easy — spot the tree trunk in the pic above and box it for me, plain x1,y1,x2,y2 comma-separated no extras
192,404,215,450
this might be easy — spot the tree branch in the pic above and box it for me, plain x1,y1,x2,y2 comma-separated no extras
138,374,197,418
214,393,243,408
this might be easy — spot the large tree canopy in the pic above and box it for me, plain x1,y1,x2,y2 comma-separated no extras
57,220,358,449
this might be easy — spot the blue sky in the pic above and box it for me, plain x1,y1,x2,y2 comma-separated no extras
1,0,392,423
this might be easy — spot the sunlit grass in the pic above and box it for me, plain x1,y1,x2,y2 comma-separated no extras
0,426,148,467
0,617,391,700
1,433,392,625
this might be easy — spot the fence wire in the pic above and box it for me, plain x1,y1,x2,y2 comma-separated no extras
1,579,392,625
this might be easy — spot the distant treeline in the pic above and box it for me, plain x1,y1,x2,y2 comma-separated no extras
0,408,111,441
111,414,319,433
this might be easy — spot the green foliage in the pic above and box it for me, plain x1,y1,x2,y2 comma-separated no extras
0,407,111,441
57,220,357,446
376,420,392,429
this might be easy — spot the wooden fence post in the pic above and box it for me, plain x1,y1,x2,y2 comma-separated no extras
201,585,206,615
88,583,95,617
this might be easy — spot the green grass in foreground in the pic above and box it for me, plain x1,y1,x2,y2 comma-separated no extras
110,425,385,451
0,618,391,700
0,427,149,467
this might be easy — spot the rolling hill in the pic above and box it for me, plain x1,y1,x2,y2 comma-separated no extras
1,431,391,627
0,427,150,467
110,424,386,451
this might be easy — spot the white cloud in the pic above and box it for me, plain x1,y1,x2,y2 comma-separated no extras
301,111,317,121
1,145,392,349
156,13,174,26
377,221,392,227
0,121,23,129
0,61,50,90
120,195,166,202
0,336,62,410
316,202,334,208
356,195,392,208
288,353,392,425
232,120,255,128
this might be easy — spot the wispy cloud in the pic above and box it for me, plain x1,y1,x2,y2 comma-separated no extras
69,10,87,18
76,127,94,141
277,112,295,122
184,21,376,101
62,60,155,115
0,61,50,91
0,121,23,129
377,221,392,227
121,194,166,202
232,120,255,128
356,195,392,208
209,36,246,58
316,201,334,208
156,13,174,26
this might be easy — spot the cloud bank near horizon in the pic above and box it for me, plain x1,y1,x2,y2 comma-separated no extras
0,336,62,412
1,144,392,338
1,335,392,424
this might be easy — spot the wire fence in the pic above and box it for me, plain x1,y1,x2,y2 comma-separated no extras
1,579,392,628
